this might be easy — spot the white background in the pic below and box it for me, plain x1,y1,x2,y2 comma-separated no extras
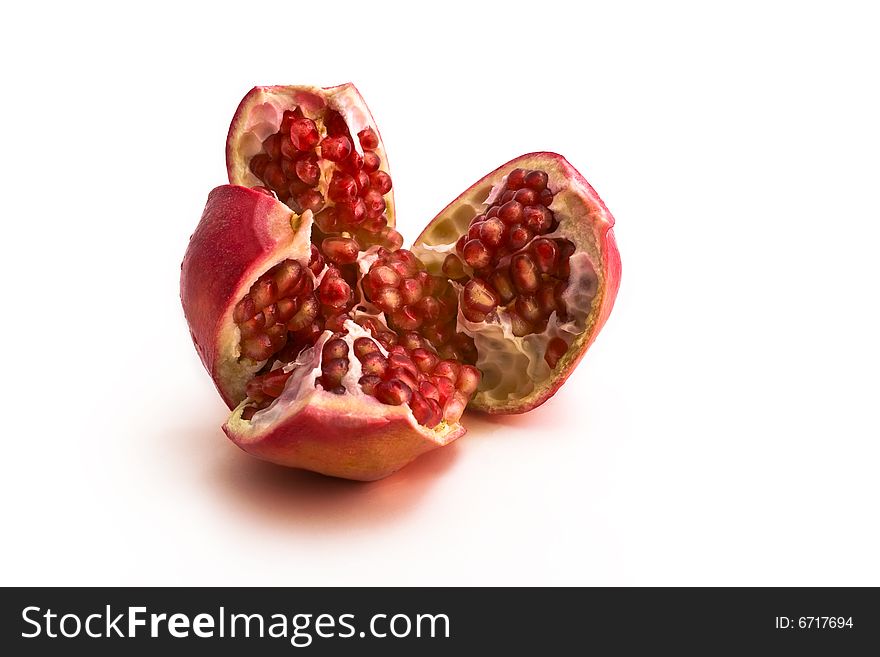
2,1,878,586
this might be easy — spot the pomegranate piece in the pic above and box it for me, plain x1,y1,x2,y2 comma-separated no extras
412,152,620,415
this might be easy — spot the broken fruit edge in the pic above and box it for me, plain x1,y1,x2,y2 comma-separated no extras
413,151,621,415
224,392,465,481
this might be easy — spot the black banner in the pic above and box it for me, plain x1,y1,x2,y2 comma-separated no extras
2,587,877,654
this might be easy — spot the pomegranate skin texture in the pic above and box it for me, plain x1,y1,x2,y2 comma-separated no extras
181,185,309,407
412,152,621,415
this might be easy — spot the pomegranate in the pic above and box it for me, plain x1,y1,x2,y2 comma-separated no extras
225,84,402,250
181,85,619,480
413,152,620,414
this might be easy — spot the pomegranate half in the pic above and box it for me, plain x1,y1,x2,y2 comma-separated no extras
412,152,620,414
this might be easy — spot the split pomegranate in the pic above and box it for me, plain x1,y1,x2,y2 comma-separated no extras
181,85,620,480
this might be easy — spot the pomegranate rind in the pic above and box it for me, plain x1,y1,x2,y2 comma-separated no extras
180,185,310,407
413,152,621,414
224,384,465,482
225,83,396,227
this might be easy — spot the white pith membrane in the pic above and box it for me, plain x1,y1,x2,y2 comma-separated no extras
412,168,603,407
227,84,395,227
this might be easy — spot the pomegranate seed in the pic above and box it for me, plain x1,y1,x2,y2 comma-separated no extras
388,345,408,357
379,228,404,250
239,313,266,337
296,189,324,214
321,358,349,387
367,264,402,293
288,117,318,151
358,375,382,396
462,240,492,270
323,338,349,361
537,283,558,316
251,279,277,310
531,238,558,274
389,353,419,378
399,332,424,350
309,244,325,276
463,278,499,314
411,392,442,428
539,188,554,207
486,206,500,219
361,213,388,233
421,322,453,347
525,170,549,191
515,295,542,323
419,380,440,402
249,154,270,178
241,333,274,361
314,207,339,233
431,376,455,405
261,369,292,397
273,270,303,304
479,217,507,249
372,287,403,314
507,168,527,190
328,172,358,203
363,150,381,173
287,296,319,331
320,135,352,162
294,153,320,186
467,222,484,241
324,110,349,137
386,250,420,278
354,170,370,194
510,253,540,294
368,171,392,194
514,188,537,206
389,368,419,393
337,198,367,226
410,348,439,374
498,200,523,224
362,188,386,218
390,306,423,331
233,296,256,323
456,365,481,396
400,278,424,305
358,127,379,149
322,237,361,264
262,134,282,160
455,235,468,255
353,337,380,359
263,162,285,190
417,296,441,323
442,392,468,424
544,337,568,368
523,205,554,234
359,352,388,377
433,360,461,383
262,303,278,328
280,137,297,160
500,190,516,203
317,273,351,309
275,297,298,323
507,311,533,337
374,379,413,406
488,269,516,304
442,254,466,280
507,224,533,251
